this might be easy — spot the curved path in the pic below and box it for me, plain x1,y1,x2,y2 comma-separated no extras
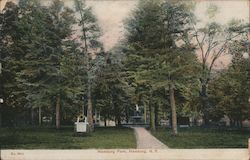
133,127,168,149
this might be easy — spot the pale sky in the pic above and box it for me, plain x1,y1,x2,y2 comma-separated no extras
195,1,249,25
1,0,249,50
88,0,250,51
1,0,249,67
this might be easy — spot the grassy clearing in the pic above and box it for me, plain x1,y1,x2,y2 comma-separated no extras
152,127,250,148
0,126,136,149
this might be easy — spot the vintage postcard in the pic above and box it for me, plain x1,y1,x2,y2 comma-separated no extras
0,0,249,159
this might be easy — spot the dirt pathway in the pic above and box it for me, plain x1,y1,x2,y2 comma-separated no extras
133,127,168,149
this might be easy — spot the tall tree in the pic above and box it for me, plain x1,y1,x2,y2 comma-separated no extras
48,0,76,129
93,52,133,126
0,1,28,126
13,0,77,128
74,0,102,132
186,5,250,124
123,0,199,135
208,32,250,127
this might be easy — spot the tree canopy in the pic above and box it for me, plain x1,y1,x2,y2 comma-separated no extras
0,0,249,133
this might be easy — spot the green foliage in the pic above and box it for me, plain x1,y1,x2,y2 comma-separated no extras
15,0,84,119
209,57,250,124
74,0,104,131
93,53,134,124
187,5,249,123
205,21,250,125
1,1,27,115
0,0,88,126
123,0,201,130
0,0,249,130
74,0,102,53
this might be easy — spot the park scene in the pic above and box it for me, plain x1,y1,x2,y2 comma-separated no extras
0,0,249,150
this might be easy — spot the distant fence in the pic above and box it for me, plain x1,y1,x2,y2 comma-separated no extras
1,139,250,160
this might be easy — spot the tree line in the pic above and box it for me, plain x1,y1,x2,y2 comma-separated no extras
122,0,249,134
0,0,104,131
0,0,249,135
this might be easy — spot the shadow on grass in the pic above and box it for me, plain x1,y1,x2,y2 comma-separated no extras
0,126,136,149
151,127,250,148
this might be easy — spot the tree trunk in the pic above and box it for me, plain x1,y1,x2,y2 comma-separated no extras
56,95,61,129
126,107,129,123
80,8,94,132
38,106,42,126
169,82,177,135
117,117,121,126
0,106,2,127
150,100,156,131
143,101,147,124
31,108,35,125
229,118,233,127
94,108,97,124
104,117,107,127
194,118,198,126
0,114,1,128
97,110,100,125
155,103,159,127
82,98,85,116
236,120,242,128
87,83,94,132
200,83,209,126
233,120,236,127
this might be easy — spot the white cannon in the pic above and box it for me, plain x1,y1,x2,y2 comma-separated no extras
74,114,88,133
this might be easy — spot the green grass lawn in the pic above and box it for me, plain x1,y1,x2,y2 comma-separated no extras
0,126,136,149
152,127,250,148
